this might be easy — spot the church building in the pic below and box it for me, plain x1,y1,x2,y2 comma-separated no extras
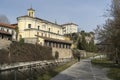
17,8,74,58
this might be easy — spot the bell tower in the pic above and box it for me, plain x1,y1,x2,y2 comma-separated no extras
27,7,35,17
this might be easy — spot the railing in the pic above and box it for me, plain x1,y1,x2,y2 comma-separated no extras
0,58,72,72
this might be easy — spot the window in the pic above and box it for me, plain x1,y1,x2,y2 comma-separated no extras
7,29,9,32
38,26,40,30
12,30,14,35
37,32,39,35
44,25,46,29
1,28,4,31
48,28,50,32
28,24,31,28
41,33,43,36
45,33,47,37
31,12,33,16
58,30,59,34
48,34,50,37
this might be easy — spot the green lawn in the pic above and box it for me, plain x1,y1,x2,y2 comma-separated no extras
37,59,77,80
91,59,120,80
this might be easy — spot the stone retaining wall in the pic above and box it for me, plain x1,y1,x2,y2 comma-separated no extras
52,48,73,59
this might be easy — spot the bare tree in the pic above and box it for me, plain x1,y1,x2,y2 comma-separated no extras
0,14,10,23
95,0,120,63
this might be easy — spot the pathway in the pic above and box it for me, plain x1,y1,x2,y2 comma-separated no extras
51,59,111,80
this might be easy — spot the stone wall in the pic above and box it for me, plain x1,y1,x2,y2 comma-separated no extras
52,48,73,59
0,42,73,64
0,39,11,49
0,42,54,64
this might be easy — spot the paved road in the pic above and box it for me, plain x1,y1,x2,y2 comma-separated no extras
51,59,111,80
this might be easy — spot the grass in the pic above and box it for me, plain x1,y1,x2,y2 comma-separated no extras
108,68,120,80
91,59,120,80
37,59,77,80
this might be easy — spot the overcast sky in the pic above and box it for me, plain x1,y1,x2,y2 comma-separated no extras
0,0,111,32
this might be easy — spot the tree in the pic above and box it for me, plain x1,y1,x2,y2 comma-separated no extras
95,0,120,63
0,15,10,23
77,37,83,50
88,39,97,52
65,30,96,52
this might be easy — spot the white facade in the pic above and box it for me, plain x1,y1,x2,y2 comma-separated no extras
17,8,71,45
0,23,16,40
62,23,78,34
17,8,74,59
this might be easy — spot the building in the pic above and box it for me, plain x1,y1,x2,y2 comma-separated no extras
62,23,78,34
0,23,16,49
0,22,16,41
17,8,73,58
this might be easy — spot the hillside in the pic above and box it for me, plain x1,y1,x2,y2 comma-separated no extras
65,31,97,52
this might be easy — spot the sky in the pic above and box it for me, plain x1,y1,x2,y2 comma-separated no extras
0,0,111,32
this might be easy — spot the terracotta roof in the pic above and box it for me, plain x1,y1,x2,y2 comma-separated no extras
11,23,18,26
61,23,78,26
35,35,73,44
0,30,11,35
0,23,16,29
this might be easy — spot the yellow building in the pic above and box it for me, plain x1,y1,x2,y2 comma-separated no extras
17,8,73,58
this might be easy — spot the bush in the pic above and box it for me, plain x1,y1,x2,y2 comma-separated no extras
19,38,24,43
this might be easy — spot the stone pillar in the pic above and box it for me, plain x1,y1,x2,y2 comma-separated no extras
64,44,66,48
58,43,59,48
47,41,49,47
51,42,53,47
59,43,61,48
61,44,63,48
56,43,58,48
49,42,51,47
54,43,56,47
52,42,55,47
0,34,2,39
63,44,65,48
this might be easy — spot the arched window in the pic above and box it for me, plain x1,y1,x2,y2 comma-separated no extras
38,26,40,30
48,28,50,32
28,24,31,28
58,30,59,34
